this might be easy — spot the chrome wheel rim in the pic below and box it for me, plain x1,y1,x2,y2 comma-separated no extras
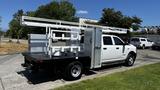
128,57,134,65
71,65,81,78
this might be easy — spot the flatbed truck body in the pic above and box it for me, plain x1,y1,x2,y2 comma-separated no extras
21,16,137,80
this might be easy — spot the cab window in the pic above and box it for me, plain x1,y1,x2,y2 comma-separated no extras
131,38,140,42
141,39,146,41
103,36,113,45
113,37,124,45
147,39,152,42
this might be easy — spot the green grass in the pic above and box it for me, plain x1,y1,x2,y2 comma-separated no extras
54,63,160,90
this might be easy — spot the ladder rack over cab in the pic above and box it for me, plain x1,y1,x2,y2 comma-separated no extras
21,16,137,80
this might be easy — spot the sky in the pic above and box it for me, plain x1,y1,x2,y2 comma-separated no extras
0,0,160,31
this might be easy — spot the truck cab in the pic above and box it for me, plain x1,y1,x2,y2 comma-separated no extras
84,29,137,69
101,35,136,63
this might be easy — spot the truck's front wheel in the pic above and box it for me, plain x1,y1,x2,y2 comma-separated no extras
125,54,135,66
64,61,83,80
142,45,145,49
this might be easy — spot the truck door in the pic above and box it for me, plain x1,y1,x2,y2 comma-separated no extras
113,37,124,60
101,36,125,62
101,36,116,61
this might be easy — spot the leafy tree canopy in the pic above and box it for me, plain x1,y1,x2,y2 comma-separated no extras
99,8,142,30
8,1,77,39
8,9,24,39
33,1,77,21
0,16,4,36
0,16,1,31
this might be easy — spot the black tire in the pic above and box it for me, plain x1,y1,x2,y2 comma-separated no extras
152,46,155,50
125,53,136,66
21,57,29,67
64,61,83,80
142,45,145,49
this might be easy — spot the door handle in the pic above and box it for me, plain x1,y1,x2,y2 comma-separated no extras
116,47,119,49
95,46,101,49
103,48,107,50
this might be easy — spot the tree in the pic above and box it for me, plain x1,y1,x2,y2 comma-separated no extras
33,1,77,21
0,30,3,47
99,8,123,27
26,11,35,17
99,8,142,30
9,9,24,43
131,16,142,30
120,16,133,28
8,1,78,39
0,16,1,31
0,16,3,47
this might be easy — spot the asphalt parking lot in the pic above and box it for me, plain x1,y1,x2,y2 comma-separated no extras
0,49,160,90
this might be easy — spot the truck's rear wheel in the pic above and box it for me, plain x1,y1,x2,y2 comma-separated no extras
125,54,135,66
64,61,83,80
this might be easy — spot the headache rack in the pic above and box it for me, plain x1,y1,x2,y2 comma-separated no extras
21,16,129,58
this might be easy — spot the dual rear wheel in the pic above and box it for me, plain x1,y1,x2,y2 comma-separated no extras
64,61,83,80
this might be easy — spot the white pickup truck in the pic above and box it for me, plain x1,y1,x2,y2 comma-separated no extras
100,35,136,64
21,16,137,80
130,37,154,49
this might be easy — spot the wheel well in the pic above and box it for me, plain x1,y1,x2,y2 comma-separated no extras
54,57,91,70
129,51,137,58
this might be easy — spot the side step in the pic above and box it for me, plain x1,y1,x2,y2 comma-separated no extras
102,60,125,66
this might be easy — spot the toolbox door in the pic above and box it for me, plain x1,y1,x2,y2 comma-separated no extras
84,28,102,69
92,28,102,68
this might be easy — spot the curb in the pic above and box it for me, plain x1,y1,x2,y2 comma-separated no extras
0,52,23,56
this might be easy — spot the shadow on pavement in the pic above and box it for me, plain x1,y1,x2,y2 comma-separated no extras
143,55,160,60
17,69,61,84
17,64,124,84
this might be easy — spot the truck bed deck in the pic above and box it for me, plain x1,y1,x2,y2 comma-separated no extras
22,52,89,62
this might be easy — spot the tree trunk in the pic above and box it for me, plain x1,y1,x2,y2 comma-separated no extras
0,35,1,48
9,36,12,42
17,35,20,43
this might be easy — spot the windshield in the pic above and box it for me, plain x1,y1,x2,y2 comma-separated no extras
131,38,140,42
